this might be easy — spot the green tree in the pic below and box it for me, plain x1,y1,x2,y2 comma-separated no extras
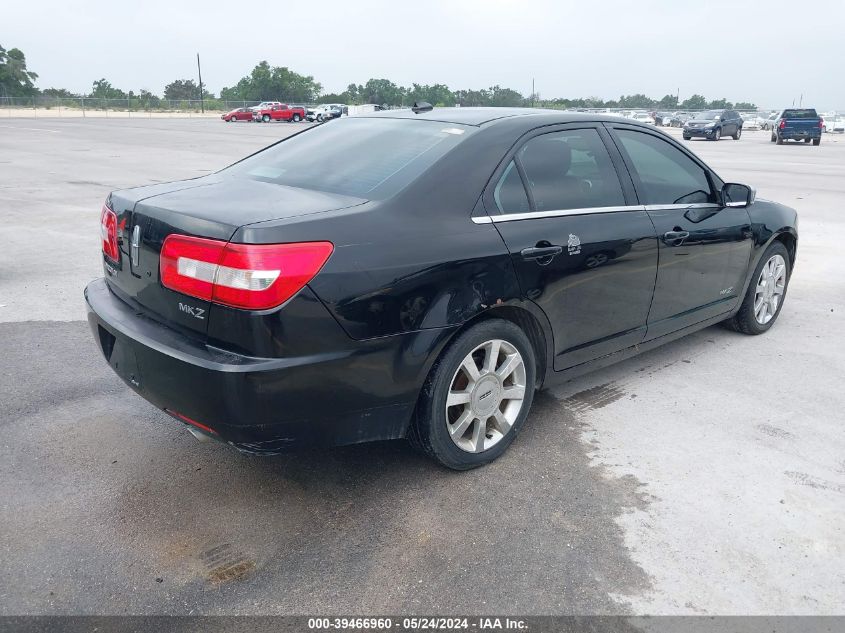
407,83,454,107
618,94,655,108
487,85,524,107
657,94,679,109
708,98,733,109
164,79,207,100
734,101,756,110
360,78,405,106
220,61,322,103
41,87,79,98
0,45,39,97
90,79,127,99
681,94,707,110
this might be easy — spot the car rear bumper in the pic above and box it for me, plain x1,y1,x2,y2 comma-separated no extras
779,129,821,139
84,278,443,453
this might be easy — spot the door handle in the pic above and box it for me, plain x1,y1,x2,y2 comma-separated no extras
520,245,563,261
663,230,690,245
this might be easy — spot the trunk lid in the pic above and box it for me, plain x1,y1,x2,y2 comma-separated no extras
103,175,365,337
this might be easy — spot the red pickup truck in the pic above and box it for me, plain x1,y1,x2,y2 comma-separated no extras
254,104,306,123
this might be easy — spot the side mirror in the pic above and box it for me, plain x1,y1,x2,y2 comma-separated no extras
722,183,756,208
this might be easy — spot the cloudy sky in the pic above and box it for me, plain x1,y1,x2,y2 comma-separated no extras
5,0,844,108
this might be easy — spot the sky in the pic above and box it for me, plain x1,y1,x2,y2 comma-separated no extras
4,0,844,109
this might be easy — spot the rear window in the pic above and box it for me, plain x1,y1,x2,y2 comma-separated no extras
226,117,475,199
782,109,818,119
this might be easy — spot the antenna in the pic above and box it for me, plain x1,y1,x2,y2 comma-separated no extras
412,101,433,114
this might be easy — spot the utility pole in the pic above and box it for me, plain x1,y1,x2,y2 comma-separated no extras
531,78,535,108
197,53,205,114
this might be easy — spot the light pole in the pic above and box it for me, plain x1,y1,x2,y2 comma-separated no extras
197,53,204,114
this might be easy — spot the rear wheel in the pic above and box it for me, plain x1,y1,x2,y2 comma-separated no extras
723,241,790,335
813,138,821,146
804,138,811,143
776,133,784,145
293,114,301,122
410,319,536,470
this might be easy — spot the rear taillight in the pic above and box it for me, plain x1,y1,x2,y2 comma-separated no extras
779,119,786,129
100,204,119,262
819,119,824,128
160,234,333,310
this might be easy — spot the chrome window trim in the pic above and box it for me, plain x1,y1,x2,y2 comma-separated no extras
472,205,645,224
643,203,721,211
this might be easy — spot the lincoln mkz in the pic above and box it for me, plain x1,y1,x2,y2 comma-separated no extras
86,107,798,469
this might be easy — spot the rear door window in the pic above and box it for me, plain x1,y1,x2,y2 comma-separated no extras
515,128,625,211
613,129,715,205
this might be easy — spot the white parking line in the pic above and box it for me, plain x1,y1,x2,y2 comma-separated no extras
0,125,60,133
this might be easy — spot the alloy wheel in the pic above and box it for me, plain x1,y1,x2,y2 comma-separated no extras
445,339,527,453
754,254,787,324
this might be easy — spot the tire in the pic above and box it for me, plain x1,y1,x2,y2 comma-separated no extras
733,127,742,140
804,138,811,143
316,114,323,122
812,138,821,146
776,133,783,145
293,114,301,122
683,134,691,141
262,114,270,123
409,319,537,470
722,241,790,335
710,127,721,141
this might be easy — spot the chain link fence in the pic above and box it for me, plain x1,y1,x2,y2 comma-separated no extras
1,96,771,119
0,96,322,117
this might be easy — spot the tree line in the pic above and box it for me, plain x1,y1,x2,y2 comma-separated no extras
0,43,756,111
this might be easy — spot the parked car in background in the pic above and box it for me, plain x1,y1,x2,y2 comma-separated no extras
254,104,306,123
821,111,844,133
771,108,823,145
741,112,761,131
631,112,655,125
761,112,780,131
653,112,673,126
307,104,346,122
250,101,282,112
683,109,743,140
668,112,689,127
221,108,254,122
86,108,798,469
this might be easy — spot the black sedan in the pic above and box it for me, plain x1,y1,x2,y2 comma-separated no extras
86,108,798,469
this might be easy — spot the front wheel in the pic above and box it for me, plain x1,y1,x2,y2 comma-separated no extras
410,319,536,470
733,127,742,140
723,241,790,335
683,134,691,140
711,127,722,141
262,114,270,122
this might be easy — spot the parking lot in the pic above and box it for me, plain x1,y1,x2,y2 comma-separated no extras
0,117,843,615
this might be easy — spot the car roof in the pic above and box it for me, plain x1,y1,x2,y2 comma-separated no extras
360,106,636,127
